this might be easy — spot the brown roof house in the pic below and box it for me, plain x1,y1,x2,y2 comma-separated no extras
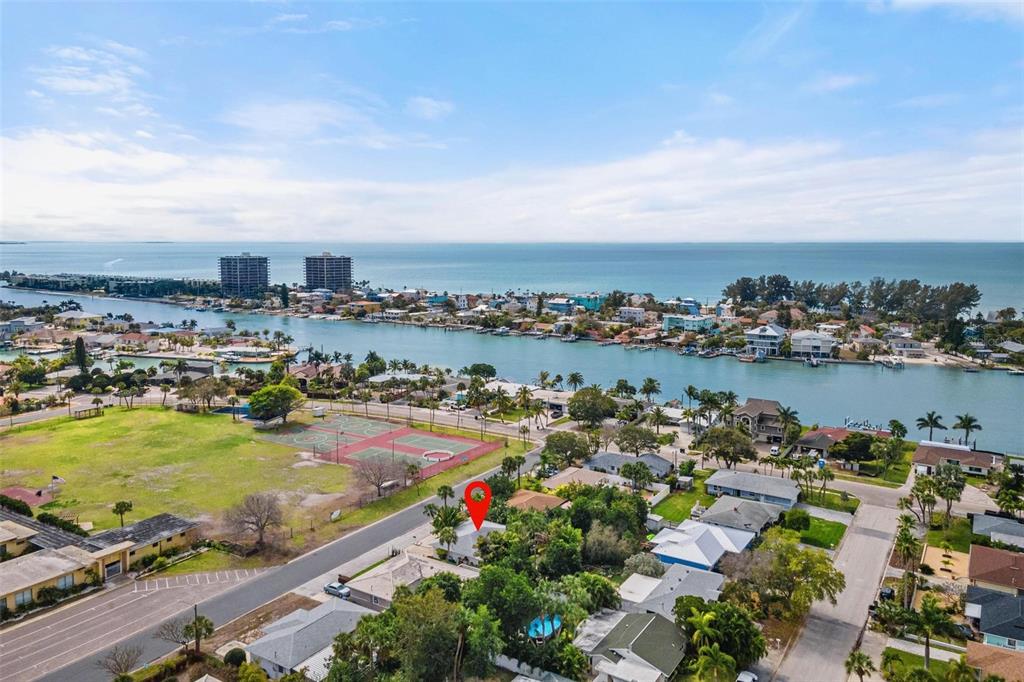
913,441,1000,477
969,545,1024,595
732,398,784,443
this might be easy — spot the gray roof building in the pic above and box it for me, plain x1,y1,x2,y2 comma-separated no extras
966,586,1024,641
86,513,199,552
619,564,724,619
0,508,88,550
434,519,504,566
699,496,784,533
576,611,686,682
705,470,800,508
585,452,674,478
247,598,372,679
973,515,1024,549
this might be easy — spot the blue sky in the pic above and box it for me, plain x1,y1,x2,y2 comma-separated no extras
1,1,1022,242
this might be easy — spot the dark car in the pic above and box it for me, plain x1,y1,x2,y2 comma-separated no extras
879,587,896,601
954,623,976,641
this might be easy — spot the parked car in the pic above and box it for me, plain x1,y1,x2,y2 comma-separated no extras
769,446,780,455
954,623,976,641
324,582,351,599
879,587,896,601
736,672,758,682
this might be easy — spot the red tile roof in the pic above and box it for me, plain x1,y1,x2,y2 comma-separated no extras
969,545,1024,591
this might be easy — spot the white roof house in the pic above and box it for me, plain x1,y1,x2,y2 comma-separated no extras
619,564,724,619
433,519,505,566
649,521,754,570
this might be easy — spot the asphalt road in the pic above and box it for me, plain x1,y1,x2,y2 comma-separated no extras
774,504,899,682
31,446,541,682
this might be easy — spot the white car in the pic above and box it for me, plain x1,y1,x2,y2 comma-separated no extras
769,446,781,455
736,672,758,682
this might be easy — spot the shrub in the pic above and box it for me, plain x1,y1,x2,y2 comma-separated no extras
151,556,169,571
35,512,88,537
224,648,247,667
35,586,66,606
624,552,666,578
919,563,935,575
677,459,697,476
0,494,33,517
139,554,159,568
783,509,811,531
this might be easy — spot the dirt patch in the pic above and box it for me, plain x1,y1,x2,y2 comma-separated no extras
299,492,345,508
205,592,321,651
291,460,321,468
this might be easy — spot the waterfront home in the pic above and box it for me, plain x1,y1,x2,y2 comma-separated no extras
347,300,382,315
616,306,647,325
544,297,575,314
795,426,890,457
649,520,755,570
999,340,1024,354
433,519,505,566
619,565,723,619
743,323,786,357
115,332,162,352
573,611,686,682
345,552,478,611
381,308,408,322
247,598,372,680
585,452,674,479
698,496,783,534
0,317,45,340
53,310,104,328
965,586,1024,652
572,293,607,312
973,515,1024,549
969,545,1024,595
662,314,714,333
733,398,785,443
887,334,925,358
912,441,1000,477
704,470,800,509
789,330,839,359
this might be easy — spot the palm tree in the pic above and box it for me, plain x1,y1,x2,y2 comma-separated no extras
952,414,982,448
227,395,239,421
566,372,584,392
535,370,550,388
778,405,799,443
912,594,956,669
685,608,719,648
817,466,835,497
844,650,875,682
648,406,668,434
436,485,454,508
880,649,902,679
685,384,699,409
943,656,976,682
916,411,947,441
692,643,735,682
640,377,661,404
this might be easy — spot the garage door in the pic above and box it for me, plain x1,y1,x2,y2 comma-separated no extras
104,560,122,578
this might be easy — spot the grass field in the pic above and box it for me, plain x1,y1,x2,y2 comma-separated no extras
882,647,952,679
0,407,351,530
651,470,714,522
160,549,265,576
926,517,976,553
834,441,915,488
803,489,861,514
800,517,847,549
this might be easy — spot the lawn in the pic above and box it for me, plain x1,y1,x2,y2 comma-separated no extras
159,549,265,576
1,407,352,530
803,489,860,514
882,647,952,679
926,517,975,554
800,517,847,550
651,470,714,522
838,441,916,487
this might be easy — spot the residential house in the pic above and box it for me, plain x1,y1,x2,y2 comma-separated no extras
573,611,687,682
585,452,674,479
348,300,382,315
969,546,1024,595
344,552,479,611
704,470,800,509
888,334,925,358
649,521,755,570
698,496,784,534
618,565,723,620
433,519,505,566
572,293,607,312
617,307,647,325
965,586,1024,652
789,330,838,359
732,398,785,444
115,332,162,352
247,598,373,680
965,641,1024,680
744,323,786,357
973,515,1024,550
912,441,1000,477
506,490,569,513
53,310,104,328
795,427,890,458
662,314,714,333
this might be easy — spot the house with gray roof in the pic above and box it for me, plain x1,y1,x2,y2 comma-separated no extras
618,564,723,620
973,515,1024,550
574,611,686,682
433,519,505,566
965,586,1024,652
585,452,674,479
705,470,800,509
699,496,784,533
247,598,373,679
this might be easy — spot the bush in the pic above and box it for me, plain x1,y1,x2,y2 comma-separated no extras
151,556,169,571
224,648,247,667
35,512,88,537
783,508,811,531
624,552,666,578
35,586,66,606
677,459,697,476
919,563,935,575
0,494,33,517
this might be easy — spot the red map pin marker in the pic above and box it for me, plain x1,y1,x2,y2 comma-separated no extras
464,481,492,531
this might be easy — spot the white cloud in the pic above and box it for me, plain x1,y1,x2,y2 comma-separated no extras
875,0,1024,24
134,130,154,139
270,13,308,24
32,40,154,118
706,91,735,107
732,3,811,61
405,96,455,121
806,73,872,93
3,127,1020,242
222,100,368,138
896,93,961,108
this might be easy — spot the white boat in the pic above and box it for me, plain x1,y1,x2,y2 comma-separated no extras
560,334,578,343
1008,369,1024,375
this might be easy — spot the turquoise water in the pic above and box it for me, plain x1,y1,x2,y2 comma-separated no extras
3,287,1021,454
2,242,1021,311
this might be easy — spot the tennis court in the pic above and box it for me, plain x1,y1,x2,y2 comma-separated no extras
261,428,361,449
394,433,478,455
319,413,402,437
346,445,429,468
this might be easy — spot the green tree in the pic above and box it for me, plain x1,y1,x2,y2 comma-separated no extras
685,608,719,648
279,284,289,307
565,371,585,392
614,425,659,457
916,411,946,441
73,336,89,374
933,463,965,526
952,414,982,447
544,431,592,467
460,604,505,679
844,649,876,682
702,426,757,469
619,461,654,492
693,642,735,682
912,594,956,669
111,500,133,527
566,386,615,428
184,613,214,655
247,384,305,423
640,377,661,404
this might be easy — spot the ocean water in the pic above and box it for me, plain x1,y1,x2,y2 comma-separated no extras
2,242,1022,311
3,287,1022,454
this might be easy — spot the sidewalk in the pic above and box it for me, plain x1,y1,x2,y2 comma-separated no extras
886,636,963,663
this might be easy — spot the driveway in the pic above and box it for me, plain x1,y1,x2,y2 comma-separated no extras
774,504,899,682
30,446,541,682
0,568,267,682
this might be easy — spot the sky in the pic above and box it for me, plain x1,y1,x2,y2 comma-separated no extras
1,1,1022,243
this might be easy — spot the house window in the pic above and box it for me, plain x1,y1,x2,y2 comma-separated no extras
1008,638,1018,649
372,596,379,605
14,589,32,607
57,574,74,590
152,543,159,548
